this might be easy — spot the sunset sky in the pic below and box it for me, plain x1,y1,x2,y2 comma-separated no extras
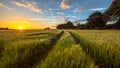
0,0,112,29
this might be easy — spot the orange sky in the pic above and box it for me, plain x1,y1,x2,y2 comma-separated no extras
0,17,56,29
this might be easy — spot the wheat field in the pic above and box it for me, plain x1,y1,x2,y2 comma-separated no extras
0,30,120,68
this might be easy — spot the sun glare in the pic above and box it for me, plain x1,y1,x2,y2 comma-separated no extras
19,26,23,30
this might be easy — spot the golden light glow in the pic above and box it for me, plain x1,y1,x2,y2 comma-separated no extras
0,17,55,29
19,26,24,30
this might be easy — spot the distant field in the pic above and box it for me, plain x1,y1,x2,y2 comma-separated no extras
0,30,120,68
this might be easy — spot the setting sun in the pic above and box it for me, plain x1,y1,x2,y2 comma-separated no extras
19,26,24,30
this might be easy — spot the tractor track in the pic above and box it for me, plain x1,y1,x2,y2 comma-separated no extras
16,31,64,68
69,31,99,68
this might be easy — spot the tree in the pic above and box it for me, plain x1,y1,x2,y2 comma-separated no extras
103,0,120,29
86,12,105,29
44,27,50,29
103,0,120,23
66,21,75,29
56,24,66,29
76,23,85,29
57,21,75,29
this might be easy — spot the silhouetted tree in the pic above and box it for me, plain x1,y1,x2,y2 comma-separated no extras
44,27,50,29
103,0,120,25
86,12,105,29
0,27,9,30
57,24,66,29
76,23,85,29
66,21,75,29
57,21,75,29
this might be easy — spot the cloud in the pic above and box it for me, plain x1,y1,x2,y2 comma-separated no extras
57,12,64,15
73,8,79,13
0,3,12,10
74,19,81,24
0,3,3,7
73,19,87,24
60,0,73,9
73,7,84,13
48,8,53,11
62,17,68,23
79,7,84,13
88,8,106,11
30,18,57,21
12,1,27,7
48,8,60,11
11,1,42,13
65,15,76,19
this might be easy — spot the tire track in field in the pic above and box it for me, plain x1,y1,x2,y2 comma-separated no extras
69,31,120,68
37,31,97,68
16,31,64,68
69,31,99,68
0,41,4,58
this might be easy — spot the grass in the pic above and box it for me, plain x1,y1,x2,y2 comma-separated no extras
36,32,97,68
0,30,58,58
70,30,120,68
0,30,120,68
0,30,63,68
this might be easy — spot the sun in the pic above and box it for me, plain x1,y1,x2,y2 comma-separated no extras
19,26,24,30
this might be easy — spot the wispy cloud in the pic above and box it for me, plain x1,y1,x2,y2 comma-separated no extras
73,8,79,13
60,0,73,9
73,19,87,24
79,7,84,13
48,8,60,11
0,3,3,7
62,17,68,23
11,1,42,13
57,12,64,15
30,18,57,21
88,8,106,11
0,3,12,10
73,7,85,13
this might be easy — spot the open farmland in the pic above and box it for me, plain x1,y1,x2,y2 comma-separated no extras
0,30,120,68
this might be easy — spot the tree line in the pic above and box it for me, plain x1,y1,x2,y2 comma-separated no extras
57,0,120,29
0,27,9,30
